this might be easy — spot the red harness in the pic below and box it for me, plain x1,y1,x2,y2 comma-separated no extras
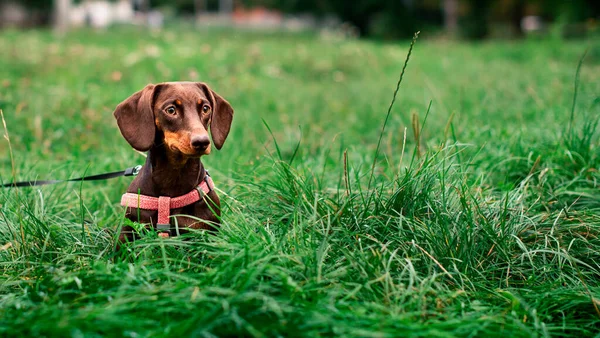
120,175,215,237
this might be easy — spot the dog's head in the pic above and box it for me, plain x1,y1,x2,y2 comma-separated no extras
113,82,234,157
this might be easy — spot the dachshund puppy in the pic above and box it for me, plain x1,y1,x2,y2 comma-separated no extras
113,82,233,246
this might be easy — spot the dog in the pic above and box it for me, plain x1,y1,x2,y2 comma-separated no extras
113,82,233,247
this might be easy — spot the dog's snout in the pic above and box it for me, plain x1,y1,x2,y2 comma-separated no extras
191,135,210,150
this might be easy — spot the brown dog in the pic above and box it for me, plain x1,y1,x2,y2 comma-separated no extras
113,82,233,246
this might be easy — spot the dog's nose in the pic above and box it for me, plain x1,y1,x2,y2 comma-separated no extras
191,135,210,150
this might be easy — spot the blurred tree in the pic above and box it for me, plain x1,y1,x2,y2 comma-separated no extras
444,0,458,34
53,0,71,33
538,0,599,22
460,0,492,39
22,0,53,10
135,0,150,12
151,0,230,14
510,0,525,37
326,0,384,35
194,0,206,14
220,0,233,13
256,0,441,39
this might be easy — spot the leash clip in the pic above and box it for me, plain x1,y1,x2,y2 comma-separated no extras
125,165,143,177
132,165,142,176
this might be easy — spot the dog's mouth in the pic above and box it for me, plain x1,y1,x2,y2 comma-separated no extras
163,131,211,157
168,144,211,158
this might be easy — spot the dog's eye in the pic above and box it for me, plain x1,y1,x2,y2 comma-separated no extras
165,106,176,115
202,105,210,113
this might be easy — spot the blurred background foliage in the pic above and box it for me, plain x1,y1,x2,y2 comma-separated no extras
8,0,600,40
157,0,600,39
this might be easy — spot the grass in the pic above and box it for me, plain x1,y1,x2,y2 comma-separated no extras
0,25,599,337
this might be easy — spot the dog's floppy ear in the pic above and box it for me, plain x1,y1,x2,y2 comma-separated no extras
197,83,234,150
113,84,159,151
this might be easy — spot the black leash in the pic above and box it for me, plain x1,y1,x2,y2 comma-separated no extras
0,165,142,188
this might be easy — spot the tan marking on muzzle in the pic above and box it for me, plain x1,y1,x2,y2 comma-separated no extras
163,131,193,154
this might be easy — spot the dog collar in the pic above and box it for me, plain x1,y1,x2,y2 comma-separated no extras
120,174,215,237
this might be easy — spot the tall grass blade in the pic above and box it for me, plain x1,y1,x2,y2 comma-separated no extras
367,31,420,191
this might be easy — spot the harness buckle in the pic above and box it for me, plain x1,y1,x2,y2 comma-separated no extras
156,223,171,238
195,172,212,196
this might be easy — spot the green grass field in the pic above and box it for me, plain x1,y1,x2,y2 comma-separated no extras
0,26,599,337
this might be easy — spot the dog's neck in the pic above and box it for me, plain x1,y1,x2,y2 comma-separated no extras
144,145,206,197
